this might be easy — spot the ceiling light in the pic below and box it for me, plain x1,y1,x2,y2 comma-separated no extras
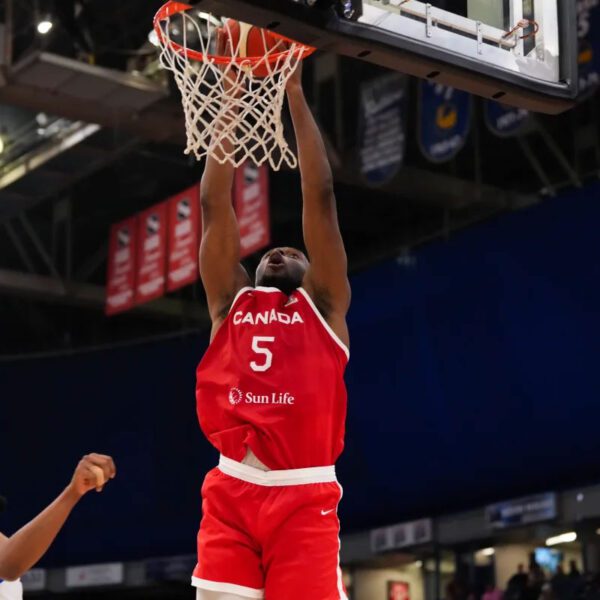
37,20,53,35
482,548,495,557
414,560,423,568
596,528,600,536
546,532,577,546
0,136,5,155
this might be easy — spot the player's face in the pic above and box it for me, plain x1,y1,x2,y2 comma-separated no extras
255,247,309,294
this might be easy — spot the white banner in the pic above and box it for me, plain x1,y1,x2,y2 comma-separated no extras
66,563,124,588
371,518,432,553
20,569,46,591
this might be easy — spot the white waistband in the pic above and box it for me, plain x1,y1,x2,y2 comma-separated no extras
218,455,337,486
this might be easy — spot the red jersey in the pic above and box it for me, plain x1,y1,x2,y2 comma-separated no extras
196,286,349,470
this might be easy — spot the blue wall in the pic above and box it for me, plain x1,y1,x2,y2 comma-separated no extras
1,182,599,565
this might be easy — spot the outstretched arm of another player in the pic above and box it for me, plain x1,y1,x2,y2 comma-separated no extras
0,454,116,581
200,31,251,334
286,62,350,346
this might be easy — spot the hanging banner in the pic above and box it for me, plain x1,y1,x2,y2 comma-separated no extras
233,161,270,258
135,202,167,305
167,184,201,292
105,216,138,315
358,72,406,185
577,0,600,101
418,80,472,163
484,101,530,137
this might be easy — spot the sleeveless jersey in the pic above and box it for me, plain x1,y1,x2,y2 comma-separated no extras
196,286,349,470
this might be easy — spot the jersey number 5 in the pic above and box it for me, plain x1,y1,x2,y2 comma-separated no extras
250,336,275,372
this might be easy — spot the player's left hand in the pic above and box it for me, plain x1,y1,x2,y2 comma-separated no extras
68,453,117,497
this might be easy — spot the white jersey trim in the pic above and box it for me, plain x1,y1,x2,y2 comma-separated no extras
219,455,337,486
192,577,264,598
253,286,283,293
296,288,350,360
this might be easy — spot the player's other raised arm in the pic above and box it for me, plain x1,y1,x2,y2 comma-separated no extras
285,64,351,341
199,151,251,331
199,48,251,332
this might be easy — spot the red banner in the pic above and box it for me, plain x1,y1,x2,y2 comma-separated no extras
135,201,167,305
105,216,138,315
233,161,270,258
388,582,410,600
167,184,201,292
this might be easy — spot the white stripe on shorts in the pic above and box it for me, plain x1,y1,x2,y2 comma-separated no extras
192,576,264,598
218,455,337,487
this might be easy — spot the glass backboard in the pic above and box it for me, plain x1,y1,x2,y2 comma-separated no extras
187,0,577,114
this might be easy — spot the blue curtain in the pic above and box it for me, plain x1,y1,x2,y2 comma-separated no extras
1,182,599,565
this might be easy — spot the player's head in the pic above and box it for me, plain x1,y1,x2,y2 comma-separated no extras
255,247,308,294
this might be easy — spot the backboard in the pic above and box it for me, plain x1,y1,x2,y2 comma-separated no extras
186,0,577,114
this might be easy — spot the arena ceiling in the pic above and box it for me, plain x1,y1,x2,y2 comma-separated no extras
0,0,598,356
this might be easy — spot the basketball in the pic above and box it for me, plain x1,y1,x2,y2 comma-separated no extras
223,19,283,78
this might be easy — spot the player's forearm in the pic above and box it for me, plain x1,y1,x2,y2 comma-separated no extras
286,85,334,200
0,486,81,580
201,92,240,205
200,152,235,207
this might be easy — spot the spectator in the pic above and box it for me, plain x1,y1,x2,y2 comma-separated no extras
507,564,529,600
552,564,570,600
483,583,505,600
540,582,557,600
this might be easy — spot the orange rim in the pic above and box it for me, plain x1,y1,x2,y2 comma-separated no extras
153,1,316,66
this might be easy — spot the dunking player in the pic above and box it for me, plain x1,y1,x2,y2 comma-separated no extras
193,61,351,600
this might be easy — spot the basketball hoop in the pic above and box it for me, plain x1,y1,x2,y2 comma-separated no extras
154,2,315,170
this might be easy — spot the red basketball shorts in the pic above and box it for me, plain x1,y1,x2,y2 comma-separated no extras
192,455,348,599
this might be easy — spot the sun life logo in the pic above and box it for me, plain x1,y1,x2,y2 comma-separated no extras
229,387,243,406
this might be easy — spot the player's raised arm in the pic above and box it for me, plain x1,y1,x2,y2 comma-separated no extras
199,35,251,334
285,63,351,342
0,454,116,581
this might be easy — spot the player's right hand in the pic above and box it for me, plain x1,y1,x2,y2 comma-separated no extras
68,453,117,497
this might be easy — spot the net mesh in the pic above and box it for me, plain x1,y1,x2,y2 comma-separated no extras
156,7,306,170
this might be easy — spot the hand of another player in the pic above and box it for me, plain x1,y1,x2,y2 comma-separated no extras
68,453,117,497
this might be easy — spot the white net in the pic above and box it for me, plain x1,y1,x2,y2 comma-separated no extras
156,7,306,170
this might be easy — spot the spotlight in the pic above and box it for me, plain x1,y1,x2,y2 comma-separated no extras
482,548,495,557
37,19,54,35
0,136,4,155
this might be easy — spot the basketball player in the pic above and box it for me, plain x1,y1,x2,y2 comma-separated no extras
193,58,350,600
0,453,116,599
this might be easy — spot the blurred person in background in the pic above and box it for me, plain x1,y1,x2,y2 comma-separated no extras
0,453,116,599
539,582,557,600
551,564,570,600
507,564,529,600
483,582,504,600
